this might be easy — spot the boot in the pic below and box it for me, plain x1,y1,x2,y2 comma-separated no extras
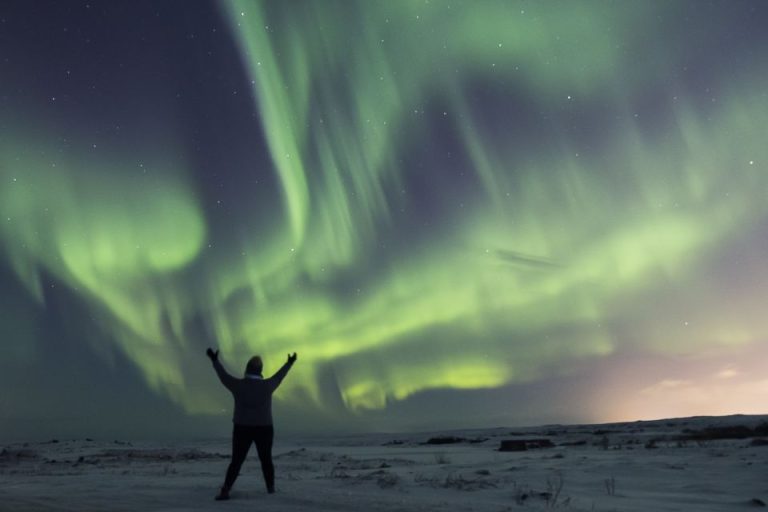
215,486,231,501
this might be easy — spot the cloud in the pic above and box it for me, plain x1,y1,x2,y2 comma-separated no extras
715,365,741,380
640,379,691,395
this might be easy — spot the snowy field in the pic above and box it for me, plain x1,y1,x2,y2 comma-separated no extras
2,415,767,512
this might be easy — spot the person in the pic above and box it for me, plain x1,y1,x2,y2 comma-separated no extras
206,347,297,500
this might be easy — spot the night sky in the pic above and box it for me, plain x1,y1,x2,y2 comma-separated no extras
2,1,768,440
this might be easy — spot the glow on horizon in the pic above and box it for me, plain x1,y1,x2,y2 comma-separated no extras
600,372,768,424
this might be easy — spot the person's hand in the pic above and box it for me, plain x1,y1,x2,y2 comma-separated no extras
287,352,297,364
206,348,219,362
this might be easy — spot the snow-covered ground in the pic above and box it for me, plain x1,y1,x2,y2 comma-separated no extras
2,415,767,511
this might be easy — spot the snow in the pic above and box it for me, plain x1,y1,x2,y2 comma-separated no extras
2,415,767,511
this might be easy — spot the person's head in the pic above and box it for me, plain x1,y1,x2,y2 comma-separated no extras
245,355,263,375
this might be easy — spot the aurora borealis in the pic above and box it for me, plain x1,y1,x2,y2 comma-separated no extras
2,1,768,438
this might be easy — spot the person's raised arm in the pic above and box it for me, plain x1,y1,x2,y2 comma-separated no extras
269,352,297,391
206,348,237,392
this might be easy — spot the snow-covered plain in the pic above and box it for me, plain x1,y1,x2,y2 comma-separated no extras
2,415,767,512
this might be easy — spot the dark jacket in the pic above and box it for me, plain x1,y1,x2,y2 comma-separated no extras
213,359,294,426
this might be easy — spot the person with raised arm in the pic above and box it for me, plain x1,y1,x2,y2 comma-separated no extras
206,348,297,500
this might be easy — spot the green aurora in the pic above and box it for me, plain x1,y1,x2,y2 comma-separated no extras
1,1,768,431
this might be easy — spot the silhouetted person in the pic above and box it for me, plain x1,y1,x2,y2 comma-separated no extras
206,347,297,500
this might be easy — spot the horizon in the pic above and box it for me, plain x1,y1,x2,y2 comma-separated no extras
4,412,768,445
2,0,768,440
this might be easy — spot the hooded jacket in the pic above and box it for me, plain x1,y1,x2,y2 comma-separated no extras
212,358,294,426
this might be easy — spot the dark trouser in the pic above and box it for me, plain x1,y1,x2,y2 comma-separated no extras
223,424,275,491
